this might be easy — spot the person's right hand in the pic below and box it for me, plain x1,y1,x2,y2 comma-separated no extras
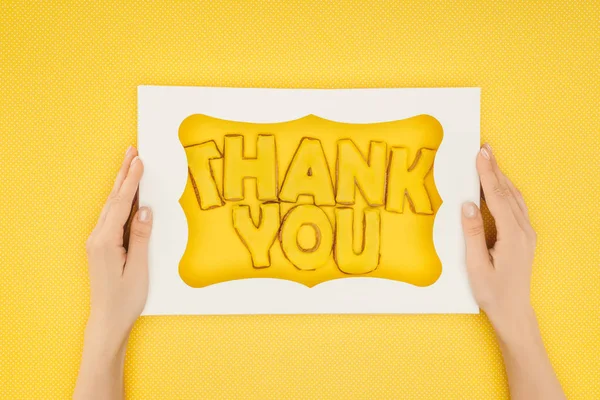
461,144,566,400
460,144,537,334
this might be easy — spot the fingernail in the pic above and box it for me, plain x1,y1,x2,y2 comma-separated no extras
462,202,477,218
130,156,139,166
125,146,134,156
139,207,151,222
480,146,490,160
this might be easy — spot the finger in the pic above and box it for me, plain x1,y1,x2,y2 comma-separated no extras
461,202,493,274
105,156,144,230
111,146,139,195
119,156,143,205
504,177,529,221
486,147,529,232
477,144,518,231
125,207,153,277
96,146,139,228
503,177,536,242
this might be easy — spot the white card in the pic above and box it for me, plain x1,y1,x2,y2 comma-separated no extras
138,86,480,315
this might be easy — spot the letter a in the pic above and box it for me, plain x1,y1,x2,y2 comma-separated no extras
279,138,335,205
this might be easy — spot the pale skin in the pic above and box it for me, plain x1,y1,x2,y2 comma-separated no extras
74,144,566,400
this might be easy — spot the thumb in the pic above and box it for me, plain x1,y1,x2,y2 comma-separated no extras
126,206,153,274
461,202,491,274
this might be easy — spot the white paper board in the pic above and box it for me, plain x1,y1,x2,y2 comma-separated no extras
138,86,480,315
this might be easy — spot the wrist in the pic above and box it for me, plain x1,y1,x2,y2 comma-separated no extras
75,317,128,400
487,304,539,347
83,314,130,360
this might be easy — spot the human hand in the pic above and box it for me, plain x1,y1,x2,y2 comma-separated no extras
461,144,537,337
461,146,566,399
84,146,153,347
75,147,152,400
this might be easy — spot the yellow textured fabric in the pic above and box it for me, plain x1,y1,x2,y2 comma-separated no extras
1,1,598,399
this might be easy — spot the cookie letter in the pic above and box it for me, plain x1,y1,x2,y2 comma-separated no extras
334,207,381,274
386,148,435,214
233,203,280,268
185,140,224,210
280,205,333,271
279,138,335,205
223,135,278,201
336,140,386,206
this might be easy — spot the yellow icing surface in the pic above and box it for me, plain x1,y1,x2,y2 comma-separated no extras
179,114,443,287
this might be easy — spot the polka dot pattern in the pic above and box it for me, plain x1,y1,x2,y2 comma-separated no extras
1,1,598,399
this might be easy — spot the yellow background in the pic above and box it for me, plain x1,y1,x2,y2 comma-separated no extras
1,1,598,399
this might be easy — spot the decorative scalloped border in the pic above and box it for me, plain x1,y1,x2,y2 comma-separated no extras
139,86,480,315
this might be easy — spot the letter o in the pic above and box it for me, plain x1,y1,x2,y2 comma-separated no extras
280,205,333,271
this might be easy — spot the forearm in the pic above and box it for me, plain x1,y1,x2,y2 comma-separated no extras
490,307,566,400
73,321,128,400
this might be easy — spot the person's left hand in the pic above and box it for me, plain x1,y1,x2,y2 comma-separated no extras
84,146,153,346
